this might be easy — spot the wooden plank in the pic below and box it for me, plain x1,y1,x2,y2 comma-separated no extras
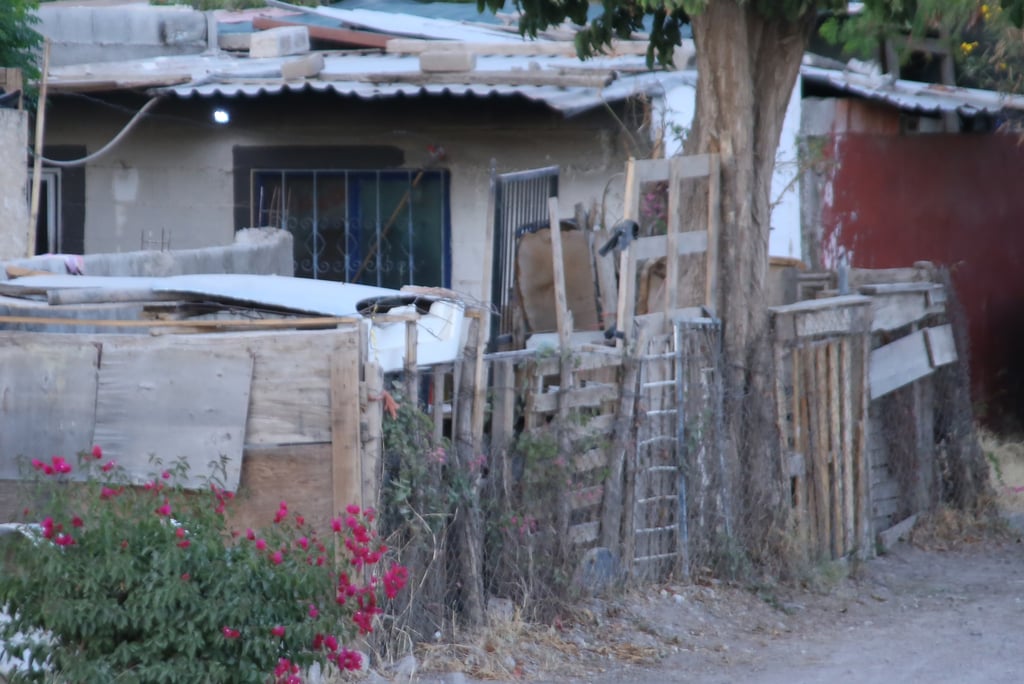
828,342,842,557
811,345,831,558
925,324,957,367
630,232,709,262
705,154,721,311
574,448,607,472
548,197,574,353
567,412,616,440
869,330,933,400
531,383,619,414
569,520,600,545
664,156,682,316
361,361,383,512
535,348,623,376
858,282,937,295
631,158,670,184
855,333,872,557
849,266,931,287
0,338,99,479
404,318,418,400
770,294,872,315
872,497,902,520
252,16,392,49
793,349,810,554
869,292,930,332
570,485,605,511
840,338,856,556
0,314,359,330
354,70,615,88
490,359,516,500
331,336,363,515
92,343,253,491
592,228,619,332
228,443,333,534
385,38,651,57
616,158,640,349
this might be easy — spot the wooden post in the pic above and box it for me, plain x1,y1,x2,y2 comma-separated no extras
331,337,363,517
454,315,485,625
548,196,574,543
491,359,516,500
616,158,640,348
548,197,574,352
431,364,446,445
827,342,842,557
27,40,50,257
664,157,683,316
704,154,721,313
404,318,418,402
361,361,384,513
480,161,498,347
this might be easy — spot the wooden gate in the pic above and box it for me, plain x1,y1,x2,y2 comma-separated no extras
771,296,873,561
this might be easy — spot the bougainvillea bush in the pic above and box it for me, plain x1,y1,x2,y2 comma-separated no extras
0,448,406,683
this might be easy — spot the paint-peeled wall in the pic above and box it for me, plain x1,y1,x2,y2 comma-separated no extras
44,93,630,303
816,98,1024,427
0,109,29,260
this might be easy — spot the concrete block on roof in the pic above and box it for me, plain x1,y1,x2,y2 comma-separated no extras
219,32,251,52
249,26,310,59
419,51,476,73
281,53,325,80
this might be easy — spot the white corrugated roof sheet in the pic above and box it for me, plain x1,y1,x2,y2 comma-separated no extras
801,64,1024,116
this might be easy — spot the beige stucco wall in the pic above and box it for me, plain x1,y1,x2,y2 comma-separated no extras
0,109,29,261
44,93,632,301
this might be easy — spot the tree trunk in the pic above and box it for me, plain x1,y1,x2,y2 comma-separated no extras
685,2,815,568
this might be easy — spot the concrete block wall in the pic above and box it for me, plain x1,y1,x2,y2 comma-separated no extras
0,109,29,261
1,228,293,279
37,6,209,66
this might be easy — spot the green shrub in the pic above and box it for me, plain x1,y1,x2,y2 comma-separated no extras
0,448,407,683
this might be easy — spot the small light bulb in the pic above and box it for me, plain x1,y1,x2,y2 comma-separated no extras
213,108,230,124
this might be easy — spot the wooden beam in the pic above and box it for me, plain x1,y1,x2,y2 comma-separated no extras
330,338,363,515
349,70,616,88
253,16,393,49
385,38,651,57
630,231,708,261
705,154,721,312
548,196,573,354
615,158,640,349
27,40,49,257
869,329,933,400
0,314,360,330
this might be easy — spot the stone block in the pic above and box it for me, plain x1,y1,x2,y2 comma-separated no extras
249,26,310,59
281,53,325,80
219,32,251,52
419,50,476,73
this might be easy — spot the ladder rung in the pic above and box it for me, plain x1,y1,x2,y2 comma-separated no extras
645,409,677,416
641,380,675,389
636,525,675,534
637,494,676,504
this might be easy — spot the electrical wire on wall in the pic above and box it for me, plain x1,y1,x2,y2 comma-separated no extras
30,96,162,168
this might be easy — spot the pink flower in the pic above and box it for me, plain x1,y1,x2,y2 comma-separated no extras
270,550,283,565
100,486,119,500
331,517,342,532
91,445,103,459
274,658,291,677
101,461,116,472
297,537,309,550
346,503,360,515
71,516,84,528
175,528,186,539
177,540,190,549
156,501,172,516
324,634,338,652
53,533,74,547
255,538,267,551
161,470,171,480
43,465,54,475
308,604,319,619
295,515,304,527
181,573,190,581
30,458,45,471
245,528,255,540
51,456,71,474
384,564,409,599
337,648,362,671
271,625,286,638
221,626,240,639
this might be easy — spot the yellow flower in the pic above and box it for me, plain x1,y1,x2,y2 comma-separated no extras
981,4,991,20
960,41,979,56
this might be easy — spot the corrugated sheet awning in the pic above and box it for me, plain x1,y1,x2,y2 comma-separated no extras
801,64,1024,116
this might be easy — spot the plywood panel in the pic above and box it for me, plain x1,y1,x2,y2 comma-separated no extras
925,324,957,367
93,344,253,490
0,337,99,478
228,443,333,534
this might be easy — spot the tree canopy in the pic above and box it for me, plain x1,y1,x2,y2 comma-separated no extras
0,0,41,82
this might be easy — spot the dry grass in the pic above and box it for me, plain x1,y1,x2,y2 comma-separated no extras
980,429,1024,514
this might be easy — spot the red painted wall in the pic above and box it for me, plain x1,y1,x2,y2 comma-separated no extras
822,129,1024,429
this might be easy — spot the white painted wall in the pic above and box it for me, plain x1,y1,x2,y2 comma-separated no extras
44,96,629,303
655,81,804,260
0,109,29,261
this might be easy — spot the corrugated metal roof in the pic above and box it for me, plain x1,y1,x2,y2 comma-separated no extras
149,52,694,117
801,64,1024,116
309,5,518,42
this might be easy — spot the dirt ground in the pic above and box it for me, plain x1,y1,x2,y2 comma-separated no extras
406,439,1024,684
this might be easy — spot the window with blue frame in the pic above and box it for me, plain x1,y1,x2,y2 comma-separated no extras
251,169,451,289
